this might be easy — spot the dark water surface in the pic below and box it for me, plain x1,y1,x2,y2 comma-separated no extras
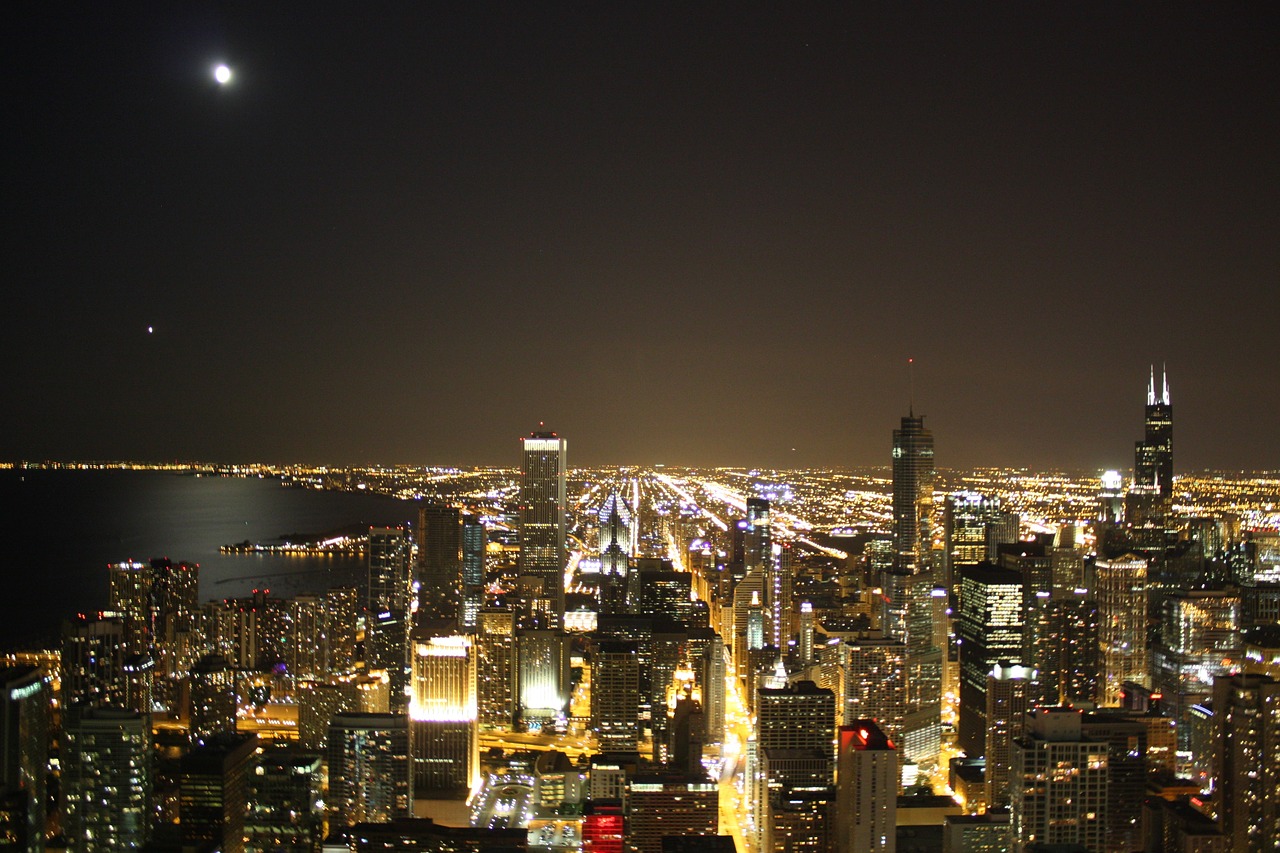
0,470,415,647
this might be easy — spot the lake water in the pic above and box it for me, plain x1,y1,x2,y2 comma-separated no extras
0,469,416,648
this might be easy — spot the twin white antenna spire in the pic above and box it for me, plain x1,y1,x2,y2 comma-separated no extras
1147,364,1171,406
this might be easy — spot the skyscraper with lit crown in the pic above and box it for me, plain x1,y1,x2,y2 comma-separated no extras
1135,365,1173,498
519,430,568,624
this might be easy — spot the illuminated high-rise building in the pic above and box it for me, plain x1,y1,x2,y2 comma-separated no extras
416,503,462,622
837,634,907,739
1098,470,1125,524
244,746,324,852
460,515,486,630
60,615,128,720
476,609,519,729
519,430,568,624
886,412,942,771
1153,587,1241,750
983,662,1033,808
189,653,236,746
368,526,411,615
409,631,478,796
1096,555,1149,705
593,641,641,751
752,681,836,846
956,564,1024,758
1009,708,1109,852
179,732,257,853
943,493,1018,594
325,586,360,676
0,666,50,853
1135,365,1173,499
835,722,897,853
327,713,412,829
107,561,153,656
599,492,632,615
367,527,411,711
1212,672,1280,851
62,708,152,853
518,628,570,729
624,774,718,853
891,414,934,575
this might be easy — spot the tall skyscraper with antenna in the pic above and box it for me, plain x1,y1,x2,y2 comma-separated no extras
1135,365,1173,498
885,394,942,770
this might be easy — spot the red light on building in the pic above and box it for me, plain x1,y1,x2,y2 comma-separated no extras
583,812,624,853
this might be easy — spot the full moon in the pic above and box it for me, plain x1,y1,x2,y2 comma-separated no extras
214,64,232,85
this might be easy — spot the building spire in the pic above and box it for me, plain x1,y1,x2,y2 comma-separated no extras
1162,363,1170,405
1147,365,1156,406
908,357,915,417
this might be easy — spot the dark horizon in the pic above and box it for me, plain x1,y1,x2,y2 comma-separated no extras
5,5,1278,470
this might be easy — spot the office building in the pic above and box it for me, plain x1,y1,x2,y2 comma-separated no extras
1154,587,1241,750
624,775,718,853
245,746,324,852
477,609,519,729
179,732,258,853
62,708,151,852
1098,470,1125,524
518,629,570,728
328,713,412,829
460,515,486,630
887,413,943,772
943,493,1018,594
1135,366,1173,500
593,641,641,751
417,503,463,621
519,431,568,624
599,492,632,614
1096,555,1150,705
836,722,897,853
956,564,1023,758
0,667,50,853
983,663,1032,808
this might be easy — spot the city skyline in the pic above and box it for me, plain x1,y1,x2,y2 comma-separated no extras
4,6,1279,470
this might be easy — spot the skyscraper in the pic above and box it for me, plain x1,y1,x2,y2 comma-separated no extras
836,722,897,853
476,609,519,730
891,414,935,575
887,413,942,770
593,641,641,751
367,527,411,711
460,515,486,630
416,503,462,622
1096,555,1149,705
327,713,412,829
1009,707,1109,852
1135,365,1173,498
408,631,478,797
1212,672,1280,851
179,732,257,853
62,708,152,852
956,563,1024,758
519,431,568,624
0,666,50,853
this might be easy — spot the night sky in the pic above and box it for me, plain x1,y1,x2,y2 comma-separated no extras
4,4,1277,470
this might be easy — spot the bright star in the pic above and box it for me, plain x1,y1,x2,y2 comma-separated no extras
214,64,232,85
